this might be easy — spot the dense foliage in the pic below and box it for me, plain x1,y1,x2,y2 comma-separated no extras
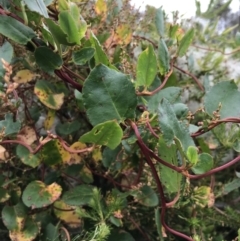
0,0,240,240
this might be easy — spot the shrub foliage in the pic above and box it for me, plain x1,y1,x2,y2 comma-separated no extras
0,0,240,240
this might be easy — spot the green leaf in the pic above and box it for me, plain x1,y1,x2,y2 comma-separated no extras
204,81,240,118
235,32,240,45
158,98,195,151
41,223,60,241
222,179,240,195
62,185,94,206
34,80,64,110
22,180,62,209
0,113,21,137
158,39,170,75
177,28,195,57
59,11,80,44
102,145,122,171
79,120,123,149
56,120,81,136
16,145,41,168
186,146,198,165
191,153,213,174
45,18,69,45
34,46,63,75
23,0,49,18
9,218,39,241
72,48,95,65
147,87,182,113
107,230,135,241
172,103,188,119
82,64,137,126
158,136,182,193
0,15,36,45
90,32,110,66
2,202,27,231
0,41,13,78
132,185,159,207
155,7,165,37
136,44,158,88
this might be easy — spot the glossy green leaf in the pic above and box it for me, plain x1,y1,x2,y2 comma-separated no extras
9,218,39,241
34,80,64,110
136,44,158,88
191,153,213,174
59,11,80,44
204,81,240,118
16,145,41,168
34,47,63,75
72,48,95,65
0,113,21,137
0,15,36,45
158,98,195,151
45,18,69,45
62,185,94,206
155,7,165,37
23,0,49,18
147,87,182,113
22,180,62,209
79,120,123,149
158,39,170,75
132,185,159,207
177,28,194,57
2,202,27,231
0,41,13,77
158,136,182,193
82,64,137,126
186,146,198,165
90,32,110,66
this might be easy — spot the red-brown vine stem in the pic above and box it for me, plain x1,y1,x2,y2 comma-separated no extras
188,155,240,179
173,64,204,91
191,117,240,137
0,136,93,154
130,120,194,241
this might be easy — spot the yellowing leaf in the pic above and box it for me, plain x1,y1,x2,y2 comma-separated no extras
115,24,132,45
44,109,56,130
54,200,82,228
34,80,64,110
92,147,102,162
95,0,107,19
67,142,87,165
17,126,37,145
12,70,39,83
0,145,9,162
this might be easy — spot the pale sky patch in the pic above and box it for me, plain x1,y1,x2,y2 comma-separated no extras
130,0,240,18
